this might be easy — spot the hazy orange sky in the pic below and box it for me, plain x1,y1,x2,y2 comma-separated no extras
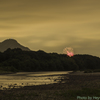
0,0,100,57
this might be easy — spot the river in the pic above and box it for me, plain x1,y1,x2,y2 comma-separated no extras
0,71,72,90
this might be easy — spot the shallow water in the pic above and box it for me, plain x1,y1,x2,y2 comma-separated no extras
0,71,72,90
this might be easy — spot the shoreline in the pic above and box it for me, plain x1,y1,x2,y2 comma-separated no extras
6,70,100,90
69,70,100,75
0,72,16,75
0,71,100,100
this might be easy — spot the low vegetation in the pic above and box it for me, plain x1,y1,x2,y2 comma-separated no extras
0,88,100,100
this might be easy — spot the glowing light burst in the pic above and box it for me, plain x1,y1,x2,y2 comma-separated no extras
63,47,74,57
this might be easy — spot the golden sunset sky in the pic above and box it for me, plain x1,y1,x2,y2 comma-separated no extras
0,0,100,57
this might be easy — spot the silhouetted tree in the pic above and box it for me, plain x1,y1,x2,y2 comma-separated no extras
0,48,100,72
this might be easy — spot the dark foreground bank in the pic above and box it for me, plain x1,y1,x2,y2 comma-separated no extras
0,72,100,100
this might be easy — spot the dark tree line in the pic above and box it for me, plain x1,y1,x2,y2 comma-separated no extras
0,48,100,72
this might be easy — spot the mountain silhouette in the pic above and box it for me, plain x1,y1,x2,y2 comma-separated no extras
0,39,30,52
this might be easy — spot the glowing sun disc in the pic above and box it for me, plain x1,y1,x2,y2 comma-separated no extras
63,47,74,57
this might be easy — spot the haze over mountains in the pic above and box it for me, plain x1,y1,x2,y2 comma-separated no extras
0,39,30,52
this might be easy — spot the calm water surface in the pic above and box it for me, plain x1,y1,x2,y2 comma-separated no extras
0,71,72,90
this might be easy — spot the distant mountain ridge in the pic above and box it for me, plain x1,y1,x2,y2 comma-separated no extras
0,39,30,52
